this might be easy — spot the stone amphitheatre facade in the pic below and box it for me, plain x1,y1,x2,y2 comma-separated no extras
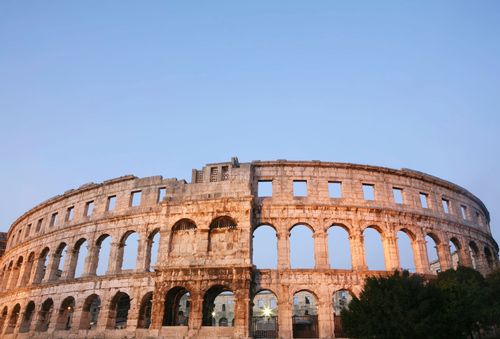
0,158,498,339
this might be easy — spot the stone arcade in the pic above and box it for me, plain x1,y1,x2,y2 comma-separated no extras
0,158,498,338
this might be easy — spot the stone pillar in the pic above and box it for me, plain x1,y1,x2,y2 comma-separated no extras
188,292,203,331
44,252,62,282
382,233,400,271
437,243,452,271
277,286,292,339
413,238,430,274
458,242,473,268
106,241,121,275
317,288,333,339
234,289,250,338
16,262,28,288
126,294,140,330
7,267,19,290
135,234,149,272
156,230,171,266
150,287,164,329
313,230,329,269
277,230,290,270
63,248,78,280
83,243,99,277
349,232,367,271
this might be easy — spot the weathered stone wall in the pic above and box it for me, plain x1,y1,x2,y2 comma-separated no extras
0,159,497,338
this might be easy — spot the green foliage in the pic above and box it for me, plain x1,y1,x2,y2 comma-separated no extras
341,268,500,339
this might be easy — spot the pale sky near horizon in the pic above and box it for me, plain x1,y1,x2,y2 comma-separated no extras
1,1,499,269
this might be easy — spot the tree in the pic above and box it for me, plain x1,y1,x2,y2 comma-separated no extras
431,266,487,338
341,270,448,339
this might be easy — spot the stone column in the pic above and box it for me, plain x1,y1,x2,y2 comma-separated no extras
16,261,29,288
317,288,333,339
106,241,122,275
277,230,290,270
83,243,99,277
277,286,292,339
437,243,452,271
349,232,367,271
150,286,164,329
63,248,78,280
45,253,62,282
382,233,400,271
413,237,430,274
188,292,203,331
156,230,171,266
313,230,329,269
458,241,473,268
234,289,250,338
135,234,149,272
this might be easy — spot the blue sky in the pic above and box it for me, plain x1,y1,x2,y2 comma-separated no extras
1,1,499,268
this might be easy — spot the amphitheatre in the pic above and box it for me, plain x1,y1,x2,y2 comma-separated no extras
0,158,498,338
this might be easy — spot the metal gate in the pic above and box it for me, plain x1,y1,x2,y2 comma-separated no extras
292,315,318,338
334,316,346,338
252,316,278,338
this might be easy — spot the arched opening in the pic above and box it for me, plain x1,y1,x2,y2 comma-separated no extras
55,296,75,330
20,252,35,286
426,234,441,274
107,292,131,329
51,242,67,281
73,238,88,278
36,298,53,332
163,287,191,326
8,256,23,289
449,238,461,270
292,290,318,338
397,229,416,272
5,303,20,334
0,306,7,333
485,247,494,270
138,292,153,329
95,234,112,276
19,301,35,333
146,229,160,271
169,219,197,256
469,241,480,269
208,216,237,253
202,285,234,326
363,227,385,270
34,248,50,284
290,224,315,268
252,290,278,338
333,289,354,338
327,225,351,269
0,266,8,290
79,294,100,330
252,225,278,269
119,231,139,271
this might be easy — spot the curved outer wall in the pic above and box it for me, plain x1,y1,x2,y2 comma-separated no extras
0,159,498,338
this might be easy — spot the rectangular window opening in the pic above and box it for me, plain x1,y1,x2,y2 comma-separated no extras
157,187,166,203
130,191,142,207
210,167,218,182
328,181,342,198
460,205,467,220
66,206,74,221
221,166,229,181
36,218,43,232
258,180,273,197
442,198,450,214
419,193,429,209
49,212,58,227
393,187,404,204
85,200,95,217
293,180,307,197
106,195,116,211
362,184,375,201
25,224,31,238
